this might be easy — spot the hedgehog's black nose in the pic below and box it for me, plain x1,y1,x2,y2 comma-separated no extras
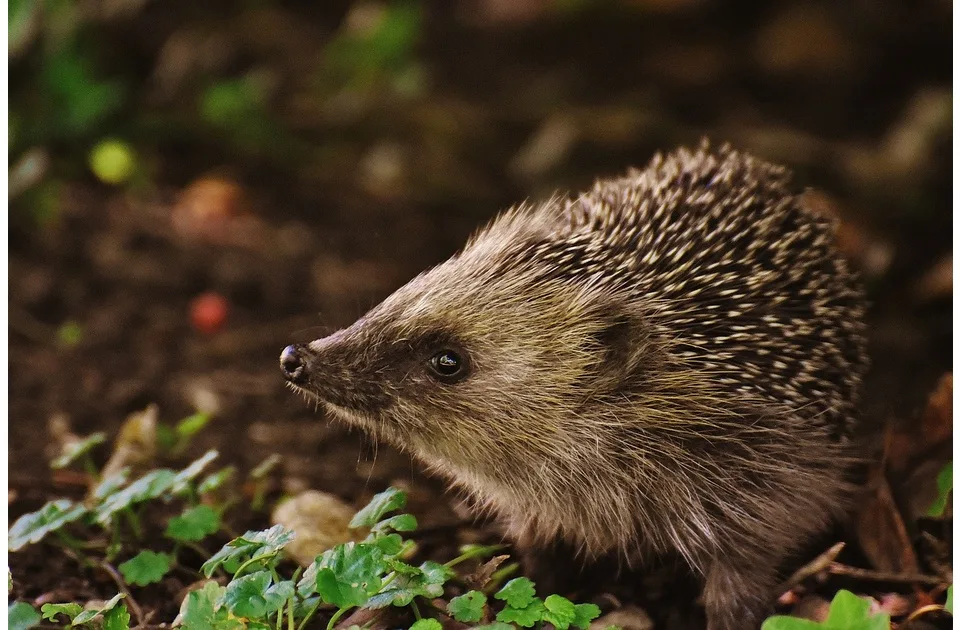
280,345,306,383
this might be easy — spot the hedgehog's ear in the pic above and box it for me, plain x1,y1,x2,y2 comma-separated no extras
588,305,652,393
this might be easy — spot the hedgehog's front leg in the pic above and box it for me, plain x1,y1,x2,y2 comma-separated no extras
702,559,775,630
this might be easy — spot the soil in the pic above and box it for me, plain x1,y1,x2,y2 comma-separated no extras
8,1,952,628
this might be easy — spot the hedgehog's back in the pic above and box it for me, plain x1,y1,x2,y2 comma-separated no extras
558,145,868,437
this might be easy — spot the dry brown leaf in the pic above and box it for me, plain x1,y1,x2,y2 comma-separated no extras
100,404,158,481
271,490,365,566
463,554,510,591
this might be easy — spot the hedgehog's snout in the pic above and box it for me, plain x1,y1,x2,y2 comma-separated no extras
279,344,307,384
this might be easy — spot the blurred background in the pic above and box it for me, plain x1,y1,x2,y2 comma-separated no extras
7,0,953,618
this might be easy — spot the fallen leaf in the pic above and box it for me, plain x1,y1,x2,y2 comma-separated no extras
100,404,158,481
271,490,364,566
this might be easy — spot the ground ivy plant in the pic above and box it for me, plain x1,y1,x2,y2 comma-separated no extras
177,487,602,629
8,420,602,630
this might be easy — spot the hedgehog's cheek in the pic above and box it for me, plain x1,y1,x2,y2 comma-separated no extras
584,312,651,393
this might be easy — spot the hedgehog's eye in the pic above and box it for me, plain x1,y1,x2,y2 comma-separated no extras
428,349,468,383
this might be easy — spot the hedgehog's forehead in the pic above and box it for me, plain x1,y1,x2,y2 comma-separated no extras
367,241,609,349
380,249,544,325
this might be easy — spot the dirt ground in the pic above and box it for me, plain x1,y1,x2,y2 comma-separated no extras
8,1,953,627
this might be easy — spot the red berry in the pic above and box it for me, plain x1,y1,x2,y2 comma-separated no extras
190,292,228,335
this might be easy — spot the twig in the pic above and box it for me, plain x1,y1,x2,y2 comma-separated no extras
98,561,145,627
827,562,946,586
777,542,846,594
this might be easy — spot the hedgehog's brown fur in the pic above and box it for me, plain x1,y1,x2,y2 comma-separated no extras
282,143,868,630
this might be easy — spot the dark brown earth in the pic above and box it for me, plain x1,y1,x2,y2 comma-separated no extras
8,1,952,627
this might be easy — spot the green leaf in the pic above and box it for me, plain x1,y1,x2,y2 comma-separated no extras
266,580,295,613
297,561,321,598
825,590,888,629
496,597,545,628
166,505,220,542
233,579,290,619
95,469,178,523
350,487,407,528
8,602,41,630
179,581,245,630
156,424,177,452
372,532,404,556
198,467,235,494
409,620,442,630
170,450,219,495
50,432,105,469
200,78,265,128
761,618,821,630
416,561,454,597
92,469,131,500
314,542,387,608
373,513,417,534
102,604,130,630
119,551,173,586
71,609,102,625
97,594,126,613
448,590,486,623
946,585,953,614
543,594,577,630
927,461,952,517
201,525,294,577
494,577,537,609
176,412,212,441
224,571,271,618
9,499,88,550
362,559,452,610
40,603,83,623
72,594,126,625
572,603,602,629
761,590,890,630
9,0,39,57
471,624,514,630
38,44,125,139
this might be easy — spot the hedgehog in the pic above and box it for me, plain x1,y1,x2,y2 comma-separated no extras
280,144,868,629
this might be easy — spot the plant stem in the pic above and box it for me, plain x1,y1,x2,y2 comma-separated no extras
443,544,507,569
325,607,349,630
82,454,100,484
296,599,324,630
181,540,211,560
410,600,422,620
99,560,145,627
123,507,142,539
233,551,278,579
